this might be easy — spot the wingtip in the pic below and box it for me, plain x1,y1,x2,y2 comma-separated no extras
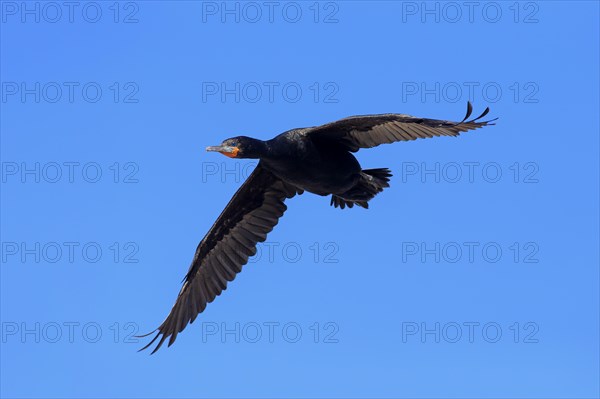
461,101,474,123
137,330,164,354
474,107,490,121
138,339,156,353
150,334,170,354
134,328,158,339
483,116,499,126
455,103,496,126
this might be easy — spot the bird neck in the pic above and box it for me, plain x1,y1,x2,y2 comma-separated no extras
261,138,290,160
243,138,274,159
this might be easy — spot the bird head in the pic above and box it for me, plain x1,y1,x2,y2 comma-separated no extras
206,136,265,159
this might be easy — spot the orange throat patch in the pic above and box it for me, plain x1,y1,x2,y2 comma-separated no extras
221,147,239,158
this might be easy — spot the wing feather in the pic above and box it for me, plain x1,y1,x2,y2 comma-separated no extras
140,163,301,353
307,102,496,152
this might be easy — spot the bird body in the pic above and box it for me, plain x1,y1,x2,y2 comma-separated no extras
140,102,497,353
260,131,362,196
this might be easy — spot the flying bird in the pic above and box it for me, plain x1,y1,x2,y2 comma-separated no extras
140,102,496,353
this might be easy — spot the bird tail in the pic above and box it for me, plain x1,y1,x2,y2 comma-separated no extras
330,168,392,209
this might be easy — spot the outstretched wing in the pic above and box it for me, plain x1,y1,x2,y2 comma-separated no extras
306,102,496,152
140,163,302,353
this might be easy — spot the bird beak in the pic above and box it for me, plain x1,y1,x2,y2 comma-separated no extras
206,145,240,158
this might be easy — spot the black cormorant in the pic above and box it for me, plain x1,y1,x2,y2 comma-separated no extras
140,102,496,353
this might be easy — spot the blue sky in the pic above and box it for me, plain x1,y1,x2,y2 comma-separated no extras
1,1,599,398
